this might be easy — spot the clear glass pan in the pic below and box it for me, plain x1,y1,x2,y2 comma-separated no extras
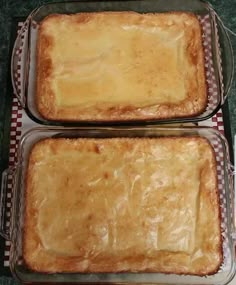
0,126,235,284
11,0,234,126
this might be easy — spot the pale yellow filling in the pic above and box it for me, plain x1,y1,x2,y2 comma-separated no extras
33,140,200,257
45,17,186,107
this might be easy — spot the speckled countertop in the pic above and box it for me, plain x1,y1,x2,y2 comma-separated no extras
0,0,236,284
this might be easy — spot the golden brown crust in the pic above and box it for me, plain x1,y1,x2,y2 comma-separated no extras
23,137,222,275
36,12,207,121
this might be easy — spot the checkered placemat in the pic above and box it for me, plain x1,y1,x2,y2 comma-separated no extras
2,16,228,271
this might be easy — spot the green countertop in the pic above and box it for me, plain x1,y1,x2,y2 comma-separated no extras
0,0,236,284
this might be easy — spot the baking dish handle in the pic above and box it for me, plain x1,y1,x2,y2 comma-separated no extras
212,10,234,104
0,167,16,240
11,19,30,108
228,163,236,241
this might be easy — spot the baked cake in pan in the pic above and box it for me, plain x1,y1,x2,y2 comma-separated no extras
24,137,222,275
36,12,207,121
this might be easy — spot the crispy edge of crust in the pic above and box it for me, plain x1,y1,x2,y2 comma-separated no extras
23,139,47,272
22,137,222,275
198,137,223,275
36,17,56,120
36,12,208,122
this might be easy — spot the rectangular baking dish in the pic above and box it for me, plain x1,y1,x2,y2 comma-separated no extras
11,0,234,126
0,126,235,284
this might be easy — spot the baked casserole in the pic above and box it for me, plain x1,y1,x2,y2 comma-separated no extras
24,137,222,275
36,12,207,121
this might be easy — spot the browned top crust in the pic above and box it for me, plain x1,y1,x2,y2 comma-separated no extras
36,12,207,121
24,137,222,275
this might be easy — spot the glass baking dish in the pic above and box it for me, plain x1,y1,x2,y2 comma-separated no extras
0,126,235,284
11,0,234,126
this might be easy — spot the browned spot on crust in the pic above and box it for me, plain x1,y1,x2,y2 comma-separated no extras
75,14,92,24
94,144,101,154
87,214,93,221
104,172,109,179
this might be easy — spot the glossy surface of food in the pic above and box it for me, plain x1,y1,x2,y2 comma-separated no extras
24,137,221,275
36,12,207,121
